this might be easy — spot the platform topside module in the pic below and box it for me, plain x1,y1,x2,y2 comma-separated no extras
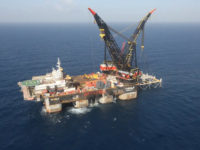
18,8,162,113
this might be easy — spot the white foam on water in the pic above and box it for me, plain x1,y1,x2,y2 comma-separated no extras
113,117,117,122
68,107,91,115
64,114,70,119
47,114,63,124
40,106,47,116
40,107,63,124
113,97,117,103
89,102,99,107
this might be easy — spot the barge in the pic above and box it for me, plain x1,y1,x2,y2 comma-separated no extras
18,8,162,113
18,58,162,113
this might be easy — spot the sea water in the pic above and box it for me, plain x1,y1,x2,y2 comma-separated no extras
0,23,200,150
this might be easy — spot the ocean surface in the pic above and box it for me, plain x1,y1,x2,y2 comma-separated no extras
0,23,200,150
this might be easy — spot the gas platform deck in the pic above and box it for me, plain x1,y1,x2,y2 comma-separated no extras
18,8,162,113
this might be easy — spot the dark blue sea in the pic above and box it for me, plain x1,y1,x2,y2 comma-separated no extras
0,23,200,150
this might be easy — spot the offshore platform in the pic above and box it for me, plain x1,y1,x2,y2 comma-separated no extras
18,8,162,113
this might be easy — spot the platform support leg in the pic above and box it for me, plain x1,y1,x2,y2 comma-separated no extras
45,98,62,113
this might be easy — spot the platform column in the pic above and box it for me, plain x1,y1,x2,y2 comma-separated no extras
45,97,62,113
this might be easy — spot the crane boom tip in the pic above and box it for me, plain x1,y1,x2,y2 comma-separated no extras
150,8,156,14
88,8,96,15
